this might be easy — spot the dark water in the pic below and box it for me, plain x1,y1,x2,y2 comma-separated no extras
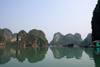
0,46,100,67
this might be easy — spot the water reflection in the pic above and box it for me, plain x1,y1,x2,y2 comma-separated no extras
93,51,100,67
0,46,48,64
84,48,93,58
1,46,100,67
50,47,83,59
83,48,100,67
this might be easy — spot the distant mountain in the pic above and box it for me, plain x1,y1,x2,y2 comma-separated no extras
18,29,48,45
86,33,92,40
17,30,27,45
1,28,13,42
0,28,48,45
74,33,82,41
50,32,82,45
0,29,6,45
11,33,17,42
52,32,63,42
80,33,92,45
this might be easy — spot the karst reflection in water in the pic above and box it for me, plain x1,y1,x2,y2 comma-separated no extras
0,46,100,67
0,46,48,64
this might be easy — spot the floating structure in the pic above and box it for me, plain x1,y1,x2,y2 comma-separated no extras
23,43,26,47
67,44,74,46
92,40,100,47
22,43,46,47
32,43,37,47
80,40,100,48
40,44,45,47
63,44,67,47
63,44,74,47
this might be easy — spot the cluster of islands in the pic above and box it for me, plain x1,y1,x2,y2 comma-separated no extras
0,28,48,46
0,28,92,47
0,0,100,48
1,1,100,67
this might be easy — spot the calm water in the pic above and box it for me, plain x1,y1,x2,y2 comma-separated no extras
0,46,100,67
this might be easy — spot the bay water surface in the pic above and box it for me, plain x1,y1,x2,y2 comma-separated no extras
0,46,100,67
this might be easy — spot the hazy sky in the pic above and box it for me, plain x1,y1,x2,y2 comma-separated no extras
0,0,97,42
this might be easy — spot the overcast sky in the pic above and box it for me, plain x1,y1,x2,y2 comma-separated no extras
0,0,97,42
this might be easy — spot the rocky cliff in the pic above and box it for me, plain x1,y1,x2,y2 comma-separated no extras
18,29,48,45
11,33,17,42
50,32,82,45
0,29,6,45
91,0,100,41
74,33,82,41
28,29,48,44
80,33,92,45
0,28,48,45
17,30,27,45
86,33,92,41
1,28,13,42
52,32,63,42
0,28,17,43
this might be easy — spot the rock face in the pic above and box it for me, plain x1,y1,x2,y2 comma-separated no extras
2,28,13,42
17,30,27,44
64,34,73,39
11,33,17,42
0,28,17,43
86,33,92,41
0,28,48,45
74,33,82,41
80,33,92,45
0,29,6,45
91,0,100,41
18,29,48,45
28,29,48,44
28,29,45,38
0,28,17,45
50,32,82,45
52,32,63,42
